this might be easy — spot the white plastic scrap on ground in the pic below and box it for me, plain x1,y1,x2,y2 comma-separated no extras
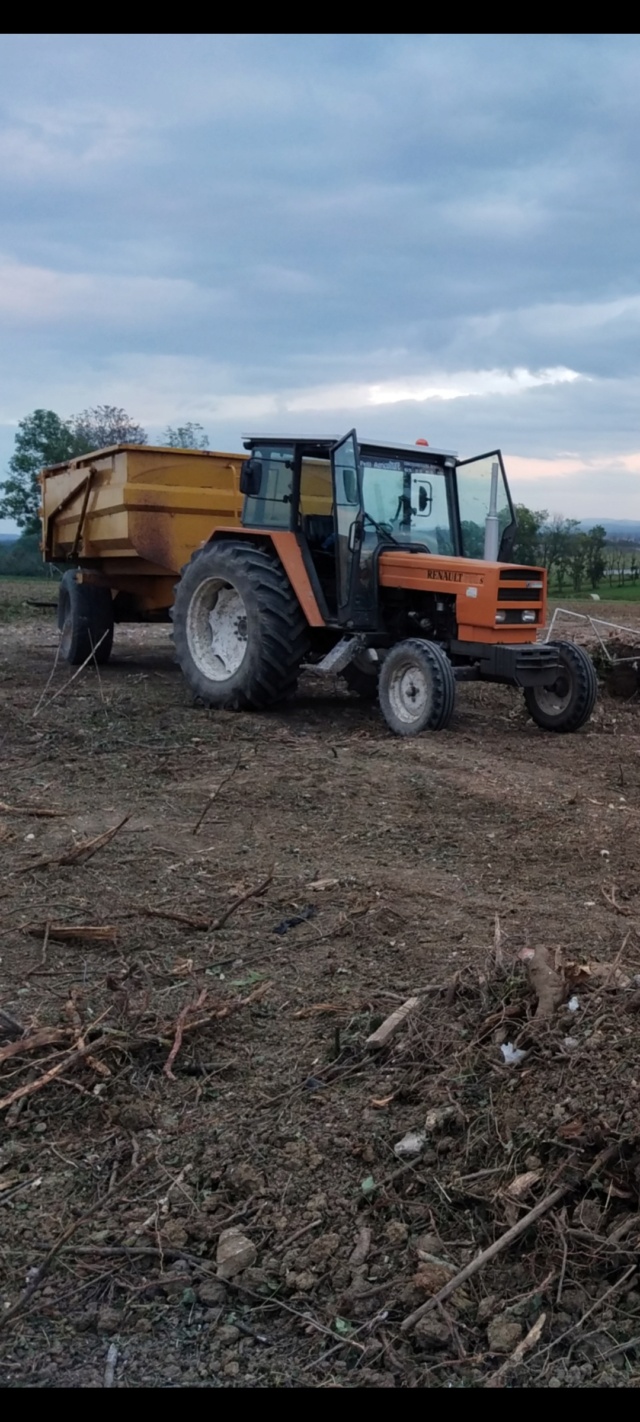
394,1131,426,1158
501,1042,527,1066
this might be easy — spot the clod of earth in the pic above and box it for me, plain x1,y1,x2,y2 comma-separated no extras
216,1228,257,1279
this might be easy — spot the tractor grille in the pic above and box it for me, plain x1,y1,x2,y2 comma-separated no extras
498,567,544,605
497,587,542,603
499,567,542,580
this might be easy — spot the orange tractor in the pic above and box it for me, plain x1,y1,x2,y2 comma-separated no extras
171,431,597,735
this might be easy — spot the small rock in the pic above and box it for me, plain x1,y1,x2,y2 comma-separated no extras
414,1317,450,1348
573,1199,602,1232
158,1219,188,1248
413,1262,455,1295
415,1232,444,1257
424,1105,458,1132
75,1308,98,1332
476,1296,498,1324
288,1270,315,1292
96,1306,121,1335
282,1139,307,1164
225,1162,264,1197
216,1324,240,1344
241,1266,270,1288
548,1377,563,1388
161,1261,192,1296
306,1232,340,1264
223,1360,240,1377
385,1220,408,1245
198,1279,226,1306
487,1315,523,1353
216,1227,257,1279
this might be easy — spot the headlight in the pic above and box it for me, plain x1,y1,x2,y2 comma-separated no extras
522,610,537,623
495,611,507,623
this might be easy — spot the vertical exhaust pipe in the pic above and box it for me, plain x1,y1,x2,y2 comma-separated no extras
484,460,500,561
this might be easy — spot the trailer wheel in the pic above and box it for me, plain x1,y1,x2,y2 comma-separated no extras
171,541,309,709
378,639,456,735
57,570,114,665
524,640,597,732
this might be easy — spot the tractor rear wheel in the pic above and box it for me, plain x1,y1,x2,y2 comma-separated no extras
378,638,456,735
171,541,309,709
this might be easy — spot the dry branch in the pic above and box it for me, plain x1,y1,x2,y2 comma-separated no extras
211,870,274,931
32,627,110,718
27,923,117,944
22,815,130,872
366,996,420,1050
133,905,211,930
164,989,208,1078
0,802,68,819
401,1183,570,1332
0,1026,70,1067
192,759,241,835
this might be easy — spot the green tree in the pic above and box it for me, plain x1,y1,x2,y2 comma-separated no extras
511,504,548,565
0,410,78,532
162,422,209,450
460,520,485,557
0,405,147,533
69,405,147,450
570,533,587,593
584,525,607,590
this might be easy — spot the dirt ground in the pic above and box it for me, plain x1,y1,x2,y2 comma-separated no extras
3,585,640,1389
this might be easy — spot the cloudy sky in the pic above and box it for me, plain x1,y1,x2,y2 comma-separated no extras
2,32,640,532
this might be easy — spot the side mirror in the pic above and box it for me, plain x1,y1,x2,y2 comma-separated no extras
240,458,262,496
418,483,433,514
343,469,359,505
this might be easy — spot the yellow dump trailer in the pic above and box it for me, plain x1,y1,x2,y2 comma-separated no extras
40,443,247,663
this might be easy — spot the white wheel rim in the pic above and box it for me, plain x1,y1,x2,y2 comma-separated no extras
534,673,572,717
186,578,248,682
387,657,431,724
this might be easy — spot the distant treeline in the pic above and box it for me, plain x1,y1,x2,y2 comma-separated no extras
0,534,60,579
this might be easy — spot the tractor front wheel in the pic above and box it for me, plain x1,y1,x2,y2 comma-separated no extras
378,639,456,735
524,640,597,732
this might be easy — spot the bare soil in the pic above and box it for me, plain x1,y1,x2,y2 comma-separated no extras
2,586,640,1388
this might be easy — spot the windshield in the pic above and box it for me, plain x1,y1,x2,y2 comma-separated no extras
361,457,454,554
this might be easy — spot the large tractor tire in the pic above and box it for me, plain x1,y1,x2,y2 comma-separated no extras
524,640,597,732
171,541,309,709
57,570,114,666
378,638,456,735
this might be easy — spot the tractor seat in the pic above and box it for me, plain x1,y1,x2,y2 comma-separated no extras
302,515,334,550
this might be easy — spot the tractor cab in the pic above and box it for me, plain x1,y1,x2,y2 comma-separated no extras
240,431,516,632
